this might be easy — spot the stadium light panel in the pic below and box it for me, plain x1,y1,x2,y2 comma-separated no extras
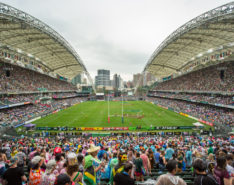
17,48,22,53
207,48,213,53
197,53,203,57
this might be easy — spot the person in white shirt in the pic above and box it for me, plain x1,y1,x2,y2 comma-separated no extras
226,154,234,176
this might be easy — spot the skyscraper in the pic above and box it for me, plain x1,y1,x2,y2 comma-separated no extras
95,69,111,87
133,73,143,87
113,74,120,89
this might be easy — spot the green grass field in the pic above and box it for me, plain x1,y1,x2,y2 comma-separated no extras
33,101,201,128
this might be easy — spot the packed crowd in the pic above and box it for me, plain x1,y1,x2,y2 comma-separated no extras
0,92,78,106
155,62,234,92
147,97,233,127
0,97,85,127
148,92,233,106
0,62,76,92
0,95,36,106
53,93,79,99
0,135,233,185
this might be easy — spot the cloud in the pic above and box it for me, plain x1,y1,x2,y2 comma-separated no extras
73,36,148,79
1,0,232,81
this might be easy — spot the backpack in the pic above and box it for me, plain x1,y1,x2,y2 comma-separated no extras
198,174,219,185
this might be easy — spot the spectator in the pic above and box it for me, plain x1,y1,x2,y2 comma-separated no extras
193,158,219,185
29,156,44,185
15,146,26,169
41,160,57,185
113,162,135,185
2,157,27,185
185,147,192,168
54,174,71,185
84,145,103,185
155,159,186,185
154,148,161,169
66,152,82,184
159,150,166,171
0,153,6,184
226,154,234,176
140,149,151,175
165,144,174,161
134,152,143,181
213,156,232,185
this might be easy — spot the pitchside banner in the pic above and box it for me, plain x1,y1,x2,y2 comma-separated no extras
154,126,196,130
36,126,196,131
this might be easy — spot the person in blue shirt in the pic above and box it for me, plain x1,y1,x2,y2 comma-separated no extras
165,144,174,161
97,146,106,160
154,148,160,168
185,148,193,168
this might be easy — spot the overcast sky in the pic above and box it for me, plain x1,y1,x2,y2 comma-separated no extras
1,0,232,81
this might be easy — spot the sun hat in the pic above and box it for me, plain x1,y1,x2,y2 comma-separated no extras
45,160,56,174
87,144,100,153
31,156,43,165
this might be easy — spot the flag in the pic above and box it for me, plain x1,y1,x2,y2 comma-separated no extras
83,167,96,185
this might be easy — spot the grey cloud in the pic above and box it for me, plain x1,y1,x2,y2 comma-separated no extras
1,0,232,81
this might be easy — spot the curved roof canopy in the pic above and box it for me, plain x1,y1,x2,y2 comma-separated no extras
144,2,234,78
0,2,89,80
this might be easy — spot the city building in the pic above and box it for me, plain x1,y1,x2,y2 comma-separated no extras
95,69,111,87
143,71,156,86
133,73,143,87
71,74,81,86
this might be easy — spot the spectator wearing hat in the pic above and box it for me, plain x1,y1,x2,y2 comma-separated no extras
41,160,57,185
84,144,104,185
66,152,82,184
2,157,27,185
29,155,44,185
54,174,71,185
155,160,186,185
55,153,65,174
193,158,219,185
113,162,134,185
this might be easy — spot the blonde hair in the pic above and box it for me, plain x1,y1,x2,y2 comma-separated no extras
208,153,214,162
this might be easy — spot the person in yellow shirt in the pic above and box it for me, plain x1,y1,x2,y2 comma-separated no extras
11,146,18,157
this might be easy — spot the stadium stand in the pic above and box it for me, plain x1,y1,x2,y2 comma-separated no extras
154,61,234,92
0,61,76,92
148,92,233,106
0,97,85,127
0,1,233,185
147,61,234,129
147,97,233,127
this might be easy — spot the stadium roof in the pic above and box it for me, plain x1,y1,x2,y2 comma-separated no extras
0,2,90,81
144,2,234,78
